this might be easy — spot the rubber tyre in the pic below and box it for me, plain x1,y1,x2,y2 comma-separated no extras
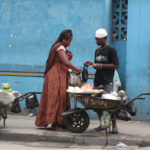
64,110,90,133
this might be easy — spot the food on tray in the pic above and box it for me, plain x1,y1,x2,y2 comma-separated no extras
80,84,93,91
80,84,104,92
67,84,104,93
67,86,82,93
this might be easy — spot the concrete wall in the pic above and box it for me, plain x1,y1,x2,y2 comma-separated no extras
126,0,150,120
0,0,112,117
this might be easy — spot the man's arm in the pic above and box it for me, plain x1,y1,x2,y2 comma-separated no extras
92,63,119,69
92,47,119,69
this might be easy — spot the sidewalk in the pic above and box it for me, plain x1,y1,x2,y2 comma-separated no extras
0,114,150,146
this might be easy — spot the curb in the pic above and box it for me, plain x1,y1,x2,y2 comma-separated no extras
0,131,150,146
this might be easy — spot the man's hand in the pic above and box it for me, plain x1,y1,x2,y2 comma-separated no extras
84,61,93,66
91,63,97,69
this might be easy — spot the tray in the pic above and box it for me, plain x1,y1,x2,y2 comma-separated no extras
66,90,104,95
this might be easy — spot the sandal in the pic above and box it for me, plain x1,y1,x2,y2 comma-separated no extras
51,126,63,131
51,124,64,131
111,128,119,134
88,126,105,133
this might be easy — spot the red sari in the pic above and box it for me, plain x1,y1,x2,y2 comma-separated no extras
35,42,70,127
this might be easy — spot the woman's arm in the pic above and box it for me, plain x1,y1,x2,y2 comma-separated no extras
58,50,80,73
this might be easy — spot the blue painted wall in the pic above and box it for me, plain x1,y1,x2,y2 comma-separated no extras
2,0,150,121
0,0,112,118
126,0,150,120
111,41,127,90
0,0,112,66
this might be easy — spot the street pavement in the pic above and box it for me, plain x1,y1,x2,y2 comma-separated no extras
0,141,141,150
0,114,150,147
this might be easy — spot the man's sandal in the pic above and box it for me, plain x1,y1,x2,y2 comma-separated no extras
88,126,105,133
111,128,119,134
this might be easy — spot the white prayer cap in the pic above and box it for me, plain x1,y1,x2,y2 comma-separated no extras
95,28,107,38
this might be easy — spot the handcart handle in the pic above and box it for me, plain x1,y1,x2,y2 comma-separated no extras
136,93,150,97
125,92,150,105
14,92,42,102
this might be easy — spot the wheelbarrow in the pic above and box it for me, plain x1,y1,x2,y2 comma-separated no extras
0,90,22,126
0,91,41,126
62,92,150,134
62,92,150,145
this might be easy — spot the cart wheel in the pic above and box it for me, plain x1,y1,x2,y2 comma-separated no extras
64,110,90,133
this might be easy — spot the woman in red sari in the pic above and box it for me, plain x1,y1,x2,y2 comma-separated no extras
35,29,80,131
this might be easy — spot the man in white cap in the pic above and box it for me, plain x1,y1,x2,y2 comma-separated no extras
84,28,119,133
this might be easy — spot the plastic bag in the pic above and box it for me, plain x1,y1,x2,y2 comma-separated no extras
117,109,131,121
100,112,111,128
69,69,82,87
26,94,39,109
10,100,21,113
0,92,16,105
102,93,121,100
2,82,12,92
116,142,128,148
125,102,136,116
113,70,121,92
82,65,88,83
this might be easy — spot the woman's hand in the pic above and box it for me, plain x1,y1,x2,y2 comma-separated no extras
76,68,81,74
84,61,93,66
66,49,73,61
